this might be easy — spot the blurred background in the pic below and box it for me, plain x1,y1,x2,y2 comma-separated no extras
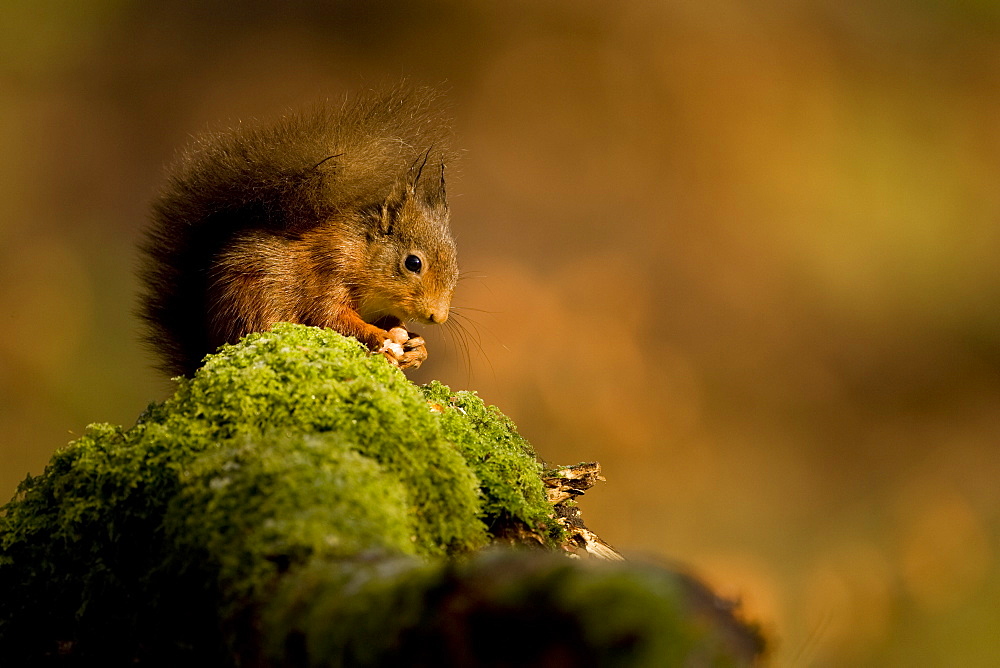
1,0,997,664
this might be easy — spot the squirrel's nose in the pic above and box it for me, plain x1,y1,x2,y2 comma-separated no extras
426,294,452,325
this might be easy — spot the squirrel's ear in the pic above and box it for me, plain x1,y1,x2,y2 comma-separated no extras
407,148,432,194
406,148,447,209
378,199,395,236
417,161,447,209
377,185,407,236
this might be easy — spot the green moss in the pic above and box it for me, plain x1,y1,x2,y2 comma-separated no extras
166,432,416,599
0,324,762,665
156,324,488,556
261,552,744,667
421,381,563,543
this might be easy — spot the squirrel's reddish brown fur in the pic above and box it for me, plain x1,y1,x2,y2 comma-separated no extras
138,86,459,376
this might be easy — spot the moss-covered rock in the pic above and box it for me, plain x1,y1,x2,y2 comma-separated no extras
0,324,762,666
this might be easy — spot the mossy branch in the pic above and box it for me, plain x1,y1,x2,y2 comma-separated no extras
0,324,763,666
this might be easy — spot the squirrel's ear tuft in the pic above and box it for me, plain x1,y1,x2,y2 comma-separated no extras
406,149,448,210
408,148,432,192
434,161,448,209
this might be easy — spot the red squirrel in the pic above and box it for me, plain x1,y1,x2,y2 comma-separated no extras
138,87,458,376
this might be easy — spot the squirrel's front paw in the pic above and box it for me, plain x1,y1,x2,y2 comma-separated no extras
399,334,427,369
379,327,427,370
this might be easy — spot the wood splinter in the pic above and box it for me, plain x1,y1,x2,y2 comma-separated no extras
543,462,624,561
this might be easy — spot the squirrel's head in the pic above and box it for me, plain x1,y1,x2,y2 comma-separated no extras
354,157,459,326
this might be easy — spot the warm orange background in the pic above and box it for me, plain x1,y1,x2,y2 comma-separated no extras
2,2,997,664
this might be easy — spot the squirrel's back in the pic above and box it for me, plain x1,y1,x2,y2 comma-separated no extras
139,86,457,376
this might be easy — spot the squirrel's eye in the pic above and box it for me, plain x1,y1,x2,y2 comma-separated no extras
404,254,423,274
